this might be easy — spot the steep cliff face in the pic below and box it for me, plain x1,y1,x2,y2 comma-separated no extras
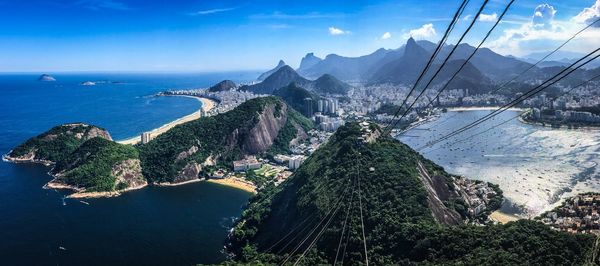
242,103,288,154
138,97,313,184
416,161,462,225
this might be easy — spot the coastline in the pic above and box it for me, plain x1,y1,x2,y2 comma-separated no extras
117,95,217,145
207,177,257,194
44,177,149,199
448,106,524,112
518,115,600,131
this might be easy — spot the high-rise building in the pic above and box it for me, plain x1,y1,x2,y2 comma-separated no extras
317,100,324,113
141,132,152,144
304,98,313,116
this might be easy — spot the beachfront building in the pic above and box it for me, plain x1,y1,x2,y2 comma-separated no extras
233,156,262,172
210,169,228,179
141,132,152,144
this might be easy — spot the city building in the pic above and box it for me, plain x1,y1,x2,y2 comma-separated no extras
288,155,306,170
233,156,262,172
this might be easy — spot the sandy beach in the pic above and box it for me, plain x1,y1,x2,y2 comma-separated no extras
489,210,521,224
117,95,216,145
207,177,257,194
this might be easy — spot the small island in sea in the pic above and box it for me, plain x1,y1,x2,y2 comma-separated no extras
38,74,56,82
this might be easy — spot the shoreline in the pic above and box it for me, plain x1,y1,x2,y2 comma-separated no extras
117,95,217,145
448,106,524,112
207,178,257,194
518,115,600,131
44,177,149,199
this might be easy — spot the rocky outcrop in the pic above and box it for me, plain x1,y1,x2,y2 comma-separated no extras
112,159,146,189
176,145,199,161
174,162,202,183
297,53,322,72
416,161,463,225
38,74,56,81
242,103,288,154
257,60,287,81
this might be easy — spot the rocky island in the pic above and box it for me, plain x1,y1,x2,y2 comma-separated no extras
38,74,56,82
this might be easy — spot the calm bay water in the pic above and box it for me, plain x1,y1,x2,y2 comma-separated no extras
399,109,600,217
0,72,259,265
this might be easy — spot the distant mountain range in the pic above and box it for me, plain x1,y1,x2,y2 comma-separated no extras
243,65,351,95
252,37,599,95
257,60,287,81
208,80,236,92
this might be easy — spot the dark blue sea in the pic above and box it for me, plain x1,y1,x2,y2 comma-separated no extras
0,72,259,265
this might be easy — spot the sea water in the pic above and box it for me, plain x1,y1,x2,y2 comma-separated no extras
399,109,600,217
0,72,258,265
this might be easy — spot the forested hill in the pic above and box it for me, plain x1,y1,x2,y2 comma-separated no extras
138,96,314,184
228,123,597,265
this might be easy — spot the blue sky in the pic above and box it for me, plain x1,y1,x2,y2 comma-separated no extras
1,0,599,72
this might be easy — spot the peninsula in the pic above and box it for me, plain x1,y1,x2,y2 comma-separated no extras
5,96,313,198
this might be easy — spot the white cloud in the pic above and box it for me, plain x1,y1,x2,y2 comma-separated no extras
479,13,498,22
463,14,473,21
328,27,350,36
381,32,392,40
404,23,437,40
532,4,556,27
191,7,237,16
486,3,600,56
573,0,600,27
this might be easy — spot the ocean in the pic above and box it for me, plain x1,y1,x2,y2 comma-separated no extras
399,109,600,217
0,72,259,265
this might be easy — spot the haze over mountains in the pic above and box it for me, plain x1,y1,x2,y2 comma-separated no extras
242,65,351,95
251,37,600,96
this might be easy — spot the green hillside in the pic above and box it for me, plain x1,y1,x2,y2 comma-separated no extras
53,137,140,192
228,123,596,265
9,123,111,163
138,96,314,183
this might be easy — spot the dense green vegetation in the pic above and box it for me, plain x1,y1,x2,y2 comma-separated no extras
9,124,108,163
228,123,597,265
54,137,139,192
138,97,313,183
6,124,142,192
267,108,315,156
313,74,351,95
273,82,320,117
